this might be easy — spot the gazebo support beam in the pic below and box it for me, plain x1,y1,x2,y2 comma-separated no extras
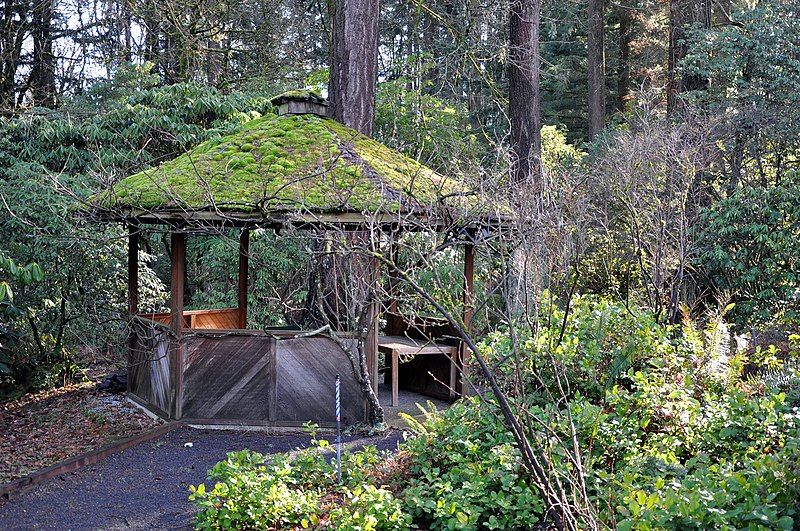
128,224,138,316
366,251,380,393
385,235,402,336
238,230,250,329
170,231,186,419
456,239,475,399
127,223,139,394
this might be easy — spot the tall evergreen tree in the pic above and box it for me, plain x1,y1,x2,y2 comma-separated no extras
668,0,710,113
587,0,605,138
508,0,542,186
329,0,380,136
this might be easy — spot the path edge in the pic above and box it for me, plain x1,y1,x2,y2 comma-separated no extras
1,421,181,500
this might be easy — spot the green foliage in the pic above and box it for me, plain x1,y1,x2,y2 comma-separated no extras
374,80,483,176
328,485,411,531
190,442,411,530
695,171,800,325
481,295,671,402
683,1,800,187
400,402,544,530
0,255,44,378
0,70,272,394
477,297,800,528
191,297,800,529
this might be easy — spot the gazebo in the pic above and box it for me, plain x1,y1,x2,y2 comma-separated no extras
90,91,491,427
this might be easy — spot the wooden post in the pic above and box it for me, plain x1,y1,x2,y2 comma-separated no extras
456,239,475,399
128,224,139,317
170,231,186,419
237,229,250,329
365,244,381,393
127,223,139,394
385,233,402,336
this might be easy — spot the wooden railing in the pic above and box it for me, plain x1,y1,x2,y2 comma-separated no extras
139,308,241,330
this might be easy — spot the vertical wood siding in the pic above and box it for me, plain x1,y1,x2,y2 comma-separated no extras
129,318,172,416
182,335,276,421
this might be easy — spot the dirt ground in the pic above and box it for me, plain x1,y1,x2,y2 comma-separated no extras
0,381,161,484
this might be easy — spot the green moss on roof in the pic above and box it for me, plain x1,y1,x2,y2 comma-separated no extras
94,113,469,215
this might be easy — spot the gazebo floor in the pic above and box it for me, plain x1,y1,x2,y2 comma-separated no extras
377,382,451,429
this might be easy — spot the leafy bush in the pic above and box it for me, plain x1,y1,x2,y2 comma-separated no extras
192,297,800,529
0,69,273,394
400,402,544,530
695,172,800,326
190,440,411,530
328,485,411,531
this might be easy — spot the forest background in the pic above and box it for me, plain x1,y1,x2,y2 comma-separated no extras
1,0,800,527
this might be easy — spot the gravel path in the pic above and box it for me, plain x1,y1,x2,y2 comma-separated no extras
0,426,406,530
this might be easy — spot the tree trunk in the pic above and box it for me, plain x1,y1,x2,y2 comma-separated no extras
323,0,382,425
29,0,57,107
0,0,29,109
617,4,632,112
667,0,711,114
508,0,542,186
587,0,605,139
328,0,380,136
422,9,438,91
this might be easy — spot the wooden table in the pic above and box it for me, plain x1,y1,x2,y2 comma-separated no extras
378,335,459,406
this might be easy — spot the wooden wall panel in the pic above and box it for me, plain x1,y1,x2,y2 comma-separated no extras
182,335,276,421
191,309,240,329
129,319,172,415
276,338,366,425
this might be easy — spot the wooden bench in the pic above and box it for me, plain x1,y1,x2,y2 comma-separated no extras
378,335,459,406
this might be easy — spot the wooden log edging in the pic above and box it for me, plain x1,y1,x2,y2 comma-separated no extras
0,421,180,500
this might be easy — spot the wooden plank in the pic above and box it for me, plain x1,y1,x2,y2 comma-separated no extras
459,241,475,397
365,251,380,392
170,231,186,419
378,336,458,355
127,224,139,395
238,230,249,329
128,224,138,316
391,349,398,406
275,337,365,424
182,335,275,420
129,319,172,413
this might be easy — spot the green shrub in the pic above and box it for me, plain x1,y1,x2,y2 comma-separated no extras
190,443,411,530
695,172,800,326
192,297,800,530
328,485,412,531
400,401,545,530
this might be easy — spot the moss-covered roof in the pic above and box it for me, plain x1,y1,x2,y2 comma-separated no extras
93,112,473,219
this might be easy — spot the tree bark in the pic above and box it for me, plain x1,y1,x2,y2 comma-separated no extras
0,0,29,109
587,0,605,139
667,0,711,114
508,0,542,186
617,4,632,112
29,0,57,107
328,0,380,136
